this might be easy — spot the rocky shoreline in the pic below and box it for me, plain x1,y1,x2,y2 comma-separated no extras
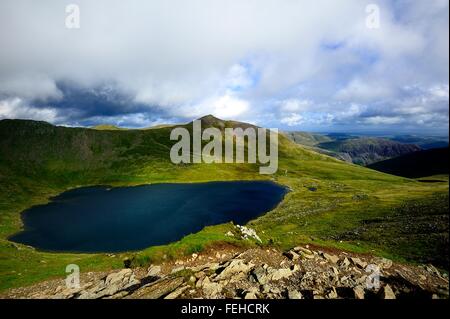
2,244,448,299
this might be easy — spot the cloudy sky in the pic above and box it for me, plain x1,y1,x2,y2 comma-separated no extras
0,0,448,134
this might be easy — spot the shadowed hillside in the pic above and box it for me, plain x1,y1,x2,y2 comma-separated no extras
367,147,449,178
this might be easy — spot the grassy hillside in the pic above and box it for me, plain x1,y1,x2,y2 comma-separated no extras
0,117,448,291
367,147,449,178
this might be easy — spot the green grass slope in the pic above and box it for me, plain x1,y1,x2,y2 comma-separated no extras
0,117,448,290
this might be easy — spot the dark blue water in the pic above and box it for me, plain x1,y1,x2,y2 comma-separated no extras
10,181,287,253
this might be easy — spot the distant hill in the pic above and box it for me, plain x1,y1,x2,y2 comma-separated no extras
389,135,449,150
91,124,126,130
283,131,333,147
196,114,257,130
285,132,424,166
90,115,250,131
317,137,421,166
144,124,175,130
367,147,449,178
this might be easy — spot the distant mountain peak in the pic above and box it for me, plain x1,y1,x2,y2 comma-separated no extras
194,115,257,131
91,124,124,131
196,114,225,127
198,114,221,121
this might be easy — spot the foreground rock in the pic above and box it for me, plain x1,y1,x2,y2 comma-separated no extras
1,246,448,299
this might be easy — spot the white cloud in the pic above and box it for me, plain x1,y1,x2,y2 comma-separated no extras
429,84,449,100
184,93,249,120
279,99,312,112
0,0,447,132
225,64,253,90
363,116,402,125
336,79,394,103
0,74,62,101
0,98,58,121
280,113,304,126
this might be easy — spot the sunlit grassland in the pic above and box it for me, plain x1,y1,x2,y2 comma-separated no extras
0,120,448,291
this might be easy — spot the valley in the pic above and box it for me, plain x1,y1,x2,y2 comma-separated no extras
284,131,448,167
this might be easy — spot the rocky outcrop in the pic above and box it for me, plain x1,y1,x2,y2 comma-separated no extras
226,225,262,243
2,246,448,299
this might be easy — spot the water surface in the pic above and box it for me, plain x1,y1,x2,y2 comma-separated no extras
10,181,287,253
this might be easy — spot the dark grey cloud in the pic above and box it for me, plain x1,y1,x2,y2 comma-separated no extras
34,82,150,119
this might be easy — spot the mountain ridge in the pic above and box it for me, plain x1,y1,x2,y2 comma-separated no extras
317,137,422,165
